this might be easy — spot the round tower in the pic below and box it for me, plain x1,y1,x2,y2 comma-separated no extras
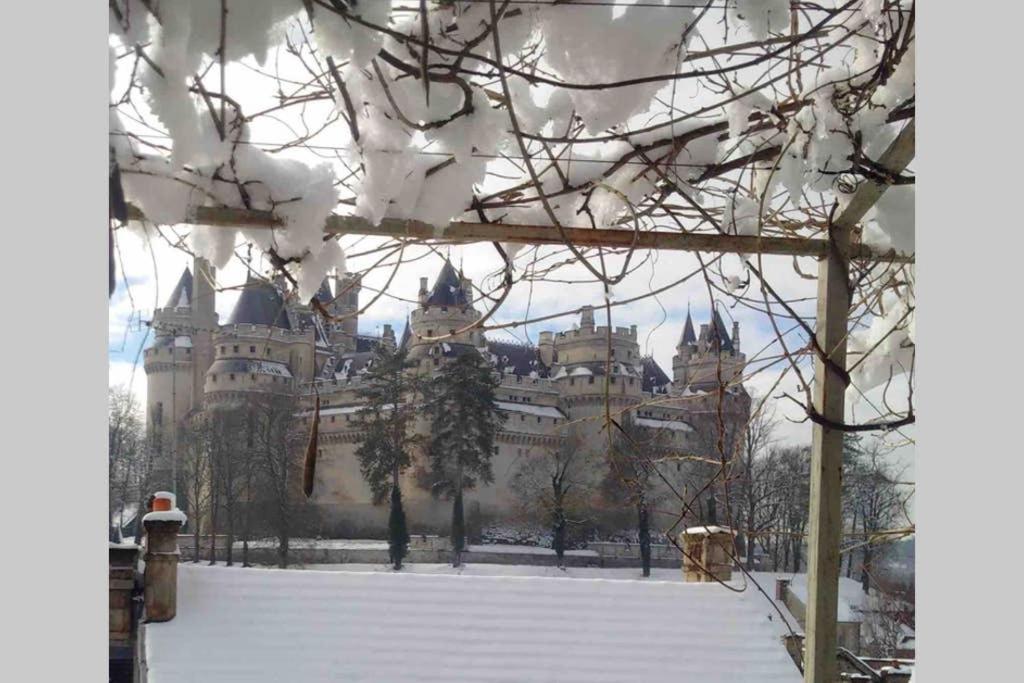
144,265,199,491
408,262,482,364
204,276,310,406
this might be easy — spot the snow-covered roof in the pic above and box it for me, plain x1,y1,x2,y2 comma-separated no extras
636,416,695,433
684,525,734,535
495,401,565,420
143,564,802,682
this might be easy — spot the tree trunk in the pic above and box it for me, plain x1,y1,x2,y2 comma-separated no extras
552,495,566,568
451,490,465,568
745,509,756,571
224,500,234,567
861,542,872,594
208,491,218,566
388,482,409,571
193,499,201,563
638,500,651,578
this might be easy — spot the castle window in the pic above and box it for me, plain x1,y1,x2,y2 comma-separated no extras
251,374,256,381
330,416,335,423
628,378,634,386
610,376,616,384
211,375,216,383
537,416,541,423
588,376,594,385
427,329,433,337
233,345,239,353
153,402,163,426
520,415,525,422
441,306,448,312
265,347,271,356
219,346,224,354
185,348,191,355
229,373,236,381
433,358,439,366
449,329,455,336
570,378,575,386
250,345,256,353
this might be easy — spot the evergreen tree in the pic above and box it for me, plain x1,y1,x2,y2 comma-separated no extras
425,350,504,567
354,345,423,570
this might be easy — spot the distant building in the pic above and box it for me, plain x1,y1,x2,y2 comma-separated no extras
144,258,750,535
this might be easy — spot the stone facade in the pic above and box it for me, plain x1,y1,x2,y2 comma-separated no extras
145,258,750,537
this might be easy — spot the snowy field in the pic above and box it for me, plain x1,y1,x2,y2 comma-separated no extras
144,563,804,683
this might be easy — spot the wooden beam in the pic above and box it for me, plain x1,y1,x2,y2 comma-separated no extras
124,204,914,263
802,119,915,683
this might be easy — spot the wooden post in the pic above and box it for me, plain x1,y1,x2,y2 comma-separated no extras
802,214,851,683
803,120,915,683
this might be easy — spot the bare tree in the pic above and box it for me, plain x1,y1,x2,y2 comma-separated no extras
510,429,597,567
108,386,146,541
733,401,779,570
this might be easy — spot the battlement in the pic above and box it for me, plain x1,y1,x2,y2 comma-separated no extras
214,324,311,342
555,324,637,343
498,372,557,392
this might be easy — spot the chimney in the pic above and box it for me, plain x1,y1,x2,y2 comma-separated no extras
419,277,429,305
580,305,595,330
630,324,637,339
538,331,555,367
142,492,187,622
382,324,396,350
732,320,740,353
461,277,474,305
680,525,735,583
775,577,791,601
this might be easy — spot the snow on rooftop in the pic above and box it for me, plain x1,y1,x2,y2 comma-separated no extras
494,401,565,420
636,416,695,433
144,564,801,683
684,525,734,535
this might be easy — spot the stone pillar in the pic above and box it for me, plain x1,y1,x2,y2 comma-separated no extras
109,543,140,656
680,525,735,583
142,493,187,623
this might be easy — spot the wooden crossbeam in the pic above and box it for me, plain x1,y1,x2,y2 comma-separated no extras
125,201,914,264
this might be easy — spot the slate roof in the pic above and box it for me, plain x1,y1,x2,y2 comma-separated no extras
356,335,383,353
398,319,411,351
640,356,671,393
208,359,293,378
486,340,549,377
425,261,470,307
680,309,697,346
226,277,291,330
314,279,334,305
165,268,193,309
334,352,375,378
710,310,734,352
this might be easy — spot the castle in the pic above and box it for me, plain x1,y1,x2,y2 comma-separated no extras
144,257,750,536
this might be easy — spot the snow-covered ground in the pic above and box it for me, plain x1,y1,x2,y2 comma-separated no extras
144,563,804,682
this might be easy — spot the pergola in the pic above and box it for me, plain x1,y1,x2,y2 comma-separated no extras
125,115,914,683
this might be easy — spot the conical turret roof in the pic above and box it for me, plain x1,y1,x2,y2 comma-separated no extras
164,267,193,309
425,261,470,307
680,307,696,346
226,276,291,329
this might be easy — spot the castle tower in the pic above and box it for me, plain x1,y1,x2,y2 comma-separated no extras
671,307,747,392
329,272,361,354
408,261,481,362
144,260,211,491
205,275,314,403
